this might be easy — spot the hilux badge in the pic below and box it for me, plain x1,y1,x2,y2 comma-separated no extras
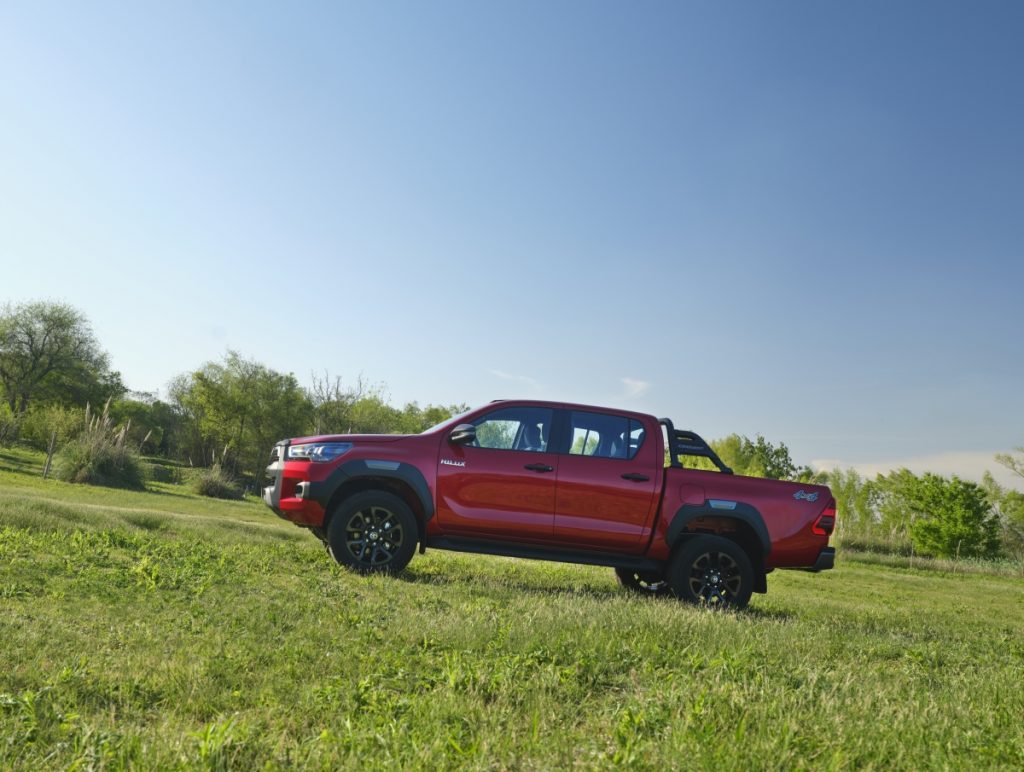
794,490,819,502
440,459,466,468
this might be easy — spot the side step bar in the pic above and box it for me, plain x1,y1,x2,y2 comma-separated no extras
423,536,664,573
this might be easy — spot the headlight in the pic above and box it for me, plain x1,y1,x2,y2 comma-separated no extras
287,442,354,462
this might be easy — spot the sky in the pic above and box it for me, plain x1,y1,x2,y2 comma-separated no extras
1,1,1022,488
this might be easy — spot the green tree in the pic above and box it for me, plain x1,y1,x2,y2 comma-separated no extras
343,395,407,434
109,393,182,456
308,374,376,435
871,469,921,543
172,352,312,486
398,401,471,434
0,300,117,414
825,467,878,542
995,447,1024,481
982,469,1024,560
307,373,466,435
696,433,814,481
706,434,758,474
899,473,1001,559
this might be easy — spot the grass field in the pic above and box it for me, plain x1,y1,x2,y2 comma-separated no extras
2,447,1023,769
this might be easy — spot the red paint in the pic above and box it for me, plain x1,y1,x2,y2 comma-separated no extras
436,445,559,539
552,405,661,552
264,399,835,590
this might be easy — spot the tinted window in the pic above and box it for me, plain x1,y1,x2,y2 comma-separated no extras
471,407,553,452
568,411,645,460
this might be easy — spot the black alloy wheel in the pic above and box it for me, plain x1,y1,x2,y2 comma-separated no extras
668,535,753,609
614,568,670,596
327,491,417,574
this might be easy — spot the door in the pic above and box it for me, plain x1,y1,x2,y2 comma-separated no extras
436,405,558,540
553,410,659,551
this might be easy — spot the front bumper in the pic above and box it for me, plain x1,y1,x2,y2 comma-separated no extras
262,482,282,515
263,440,325,526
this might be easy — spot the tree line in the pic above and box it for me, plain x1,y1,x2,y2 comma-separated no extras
0,301,466,488
2,299,1022,561
685,429,1023,563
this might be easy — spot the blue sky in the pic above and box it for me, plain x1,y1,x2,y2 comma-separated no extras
1,1,1022,486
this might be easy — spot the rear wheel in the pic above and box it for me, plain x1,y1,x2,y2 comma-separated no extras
668,535,753,609
614,568,670,596
327,491,417,574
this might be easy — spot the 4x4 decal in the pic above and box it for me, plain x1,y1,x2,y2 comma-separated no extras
440,459,466,468
794,490,819,502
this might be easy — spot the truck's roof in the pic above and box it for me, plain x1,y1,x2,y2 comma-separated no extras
487,399,658,423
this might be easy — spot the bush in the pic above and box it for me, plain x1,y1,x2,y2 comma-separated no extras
0,404,19,446
53,402,146,490
145,461,183,484
905,473,1001,559
19,404,83,450
190,464,243,500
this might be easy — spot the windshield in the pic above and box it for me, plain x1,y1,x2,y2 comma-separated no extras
422,408,475,434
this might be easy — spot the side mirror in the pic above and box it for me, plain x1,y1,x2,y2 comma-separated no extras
449,423,476,445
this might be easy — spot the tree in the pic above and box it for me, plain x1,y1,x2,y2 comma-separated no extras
995,447,1024,483
398,401,471,434
697,433,815,481
308,373,374,435
0,301,115,414
307,372,467,436
109,392,182,456
172,352,312,486
871,468,921,542
981,471,1024,560
899,473,1001,559
825,467,877,542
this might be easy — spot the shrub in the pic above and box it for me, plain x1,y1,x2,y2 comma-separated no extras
53,402,146,489
190,464,243,500
19,404,82,450
0,403,19,446
905,473,1001,559
145,461,182,484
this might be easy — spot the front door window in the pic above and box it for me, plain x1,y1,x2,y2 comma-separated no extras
472,407,552,453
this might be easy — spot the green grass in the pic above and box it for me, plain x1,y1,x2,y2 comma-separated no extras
1,448,1023,769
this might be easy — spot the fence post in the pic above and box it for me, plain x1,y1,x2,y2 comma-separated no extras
42,430,57,479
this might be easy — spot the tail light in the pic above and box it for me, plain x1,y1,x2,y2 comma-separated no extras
812,500,836,536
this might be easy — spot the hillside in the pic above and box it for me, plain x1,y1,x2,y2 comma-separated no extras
1,448,1022,769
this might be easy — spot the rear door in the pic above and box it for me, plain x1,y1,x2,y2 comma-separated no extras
435,405,558,540
553,410,659,551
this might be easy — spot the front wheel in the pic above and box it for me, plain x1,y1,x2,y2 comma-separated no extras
667,535,753,609
615,568,670,596
327,491,417,574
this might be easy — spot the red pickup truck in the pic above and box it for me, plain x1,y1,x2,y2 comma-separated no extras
263,400,835,608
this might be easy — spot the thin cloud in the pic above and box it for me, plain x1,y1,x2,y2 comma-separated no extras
488,369,541,391
811,451,1023,492
621,377,650,399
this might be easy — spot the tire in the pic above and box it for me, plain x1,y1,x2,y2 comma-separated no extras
326,491,418,574
615,567,670,596
667,535,754,609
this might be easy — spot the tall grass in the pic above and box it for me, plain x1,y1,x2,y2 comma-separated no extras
190,463,244,500
53,401,146,490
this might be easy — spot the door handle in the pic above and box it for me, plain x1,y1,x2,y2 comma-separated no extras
621,473,650,482
524,463,554,473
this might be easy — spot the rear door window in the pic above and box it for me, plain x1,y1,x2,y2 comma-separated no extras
567,411,645,460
